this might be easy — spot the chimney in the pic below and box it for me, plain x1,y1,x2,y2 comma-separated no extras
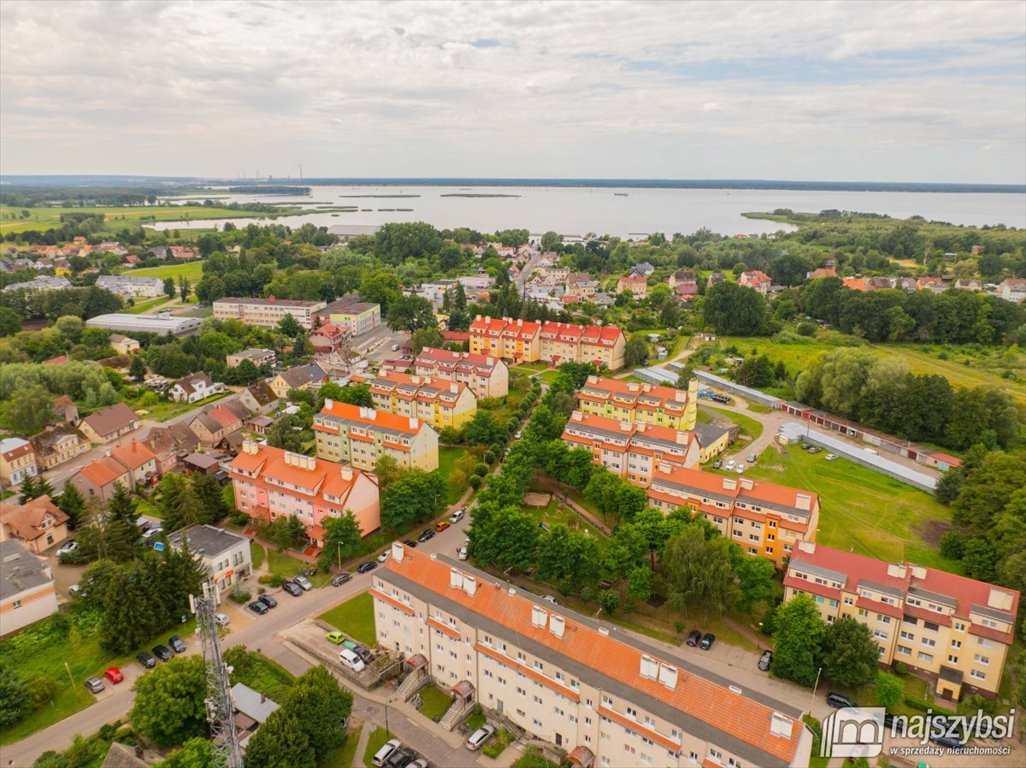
340,465,353,481
409,417,419,430
909,565,926,579
571,411,583,422
242,440,259,455
886,563,908,579
987,587,1014,611
722,477,737,491
627,383,639,392
325,398,334,409
450,383,458,393
795,493,811,511
739,477,754,490
797,540,816,554
619,420,632,432
675,431,688,444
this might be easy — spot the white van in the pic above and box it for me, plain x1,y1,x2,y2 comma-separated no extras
339,648,366,672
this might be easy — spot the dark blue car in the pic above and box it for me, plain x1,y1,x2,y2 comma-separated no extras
357,562,377,574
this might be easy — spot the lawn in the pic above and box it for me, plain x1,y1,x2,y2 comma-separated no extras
128,391,228,422
748,445,960,571
416,684,453,721
251,541,266,569
323,725,362,768
0,203,294,235
266,549,332,587
362,727,395,768
227,650,296,703
318,591,377,646
539,370,562,385
438,445,471,505
514,362,550,372
698,404,764,442
124,295,176,314
125,260,206,283
0,608,197,744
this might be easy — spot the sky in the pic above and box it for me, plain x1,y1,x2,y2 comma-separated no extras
1,0,1024,183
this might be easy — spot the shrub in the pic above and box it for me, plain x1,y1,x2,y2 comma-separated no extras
468,476,482,490
474,463,488,477
229,589,251,604
598,590,619,615
229,508,249,527
893,661,908,676
483,451,495,464
796,322,817,337
28,674,59,708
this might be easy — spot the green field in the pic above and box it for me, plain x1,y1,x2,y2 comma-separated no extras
318,591,377,646
748,445,959,571
0,204,295,235
266,549,332,587
438,445,472,505
697,404,764,442
125,260,206,282
124,295,176,314
713,335,1026,416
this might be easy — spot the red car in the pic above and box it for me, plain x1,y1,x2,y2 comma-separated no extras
103,667,124,684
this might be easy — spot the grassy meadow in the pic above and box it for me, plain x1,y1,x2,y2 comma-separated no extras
125,260,206,282
0,204,291,235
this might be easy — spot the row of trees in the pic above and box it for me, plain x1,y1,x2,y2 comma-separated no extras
0,285,123,322
794,347,1018,450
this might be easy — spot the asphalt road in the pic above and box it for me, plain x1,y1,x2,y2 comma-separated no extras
2,515,472,768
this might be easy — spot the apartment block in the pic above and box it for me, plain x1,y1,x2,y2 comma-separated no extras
616,274,649,299
315,295,382,336
646,467,819,568
783,542,1019,700
414,347,509,399
213,297,326,330
228,441,381,547
561,411,699,486
576,376,698,431
0,438,39,487
373,544,812,768
367,372,477,432
469,317,626,370
95,275,165,298
314,400,439,472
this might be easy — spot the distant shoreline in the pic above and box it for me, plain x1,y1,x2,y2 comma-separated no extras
2,175,1024,195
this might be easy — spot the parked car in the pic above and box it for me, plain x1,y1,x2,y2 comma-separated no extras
136,651,157,669
282,580,303,596
326,631,346,645
69,583,85,598
449,509,465,523
825,453,838,461
457,546,468,561
758,650,773,671
418,529,436,542
931,733,964,750
712,460,722,469
357,562,377,574
434,520,450,532
827,692,856,709
735,465,745,474
372,739,401,767
141,526,163,541
699,633,716,650
403,539,418,548
152,645,174,662
377,551,390,563
293,575,314,591
725,460,736,470
407,759,429,768
104,667,123,684
332,573,352,587
249,600,269,615
258,595,277,609
386,747,417,768
84,676,105,694
685,629,702,647
213,612,230,626
542,594,557,604
352,644,374,665
168,636,187,654
56,539,79,560
338,648,366,672
748,454,757,463
465,724,496,751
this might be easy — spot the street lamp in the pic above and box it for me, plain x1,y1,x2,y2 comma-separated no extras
337,541,342,571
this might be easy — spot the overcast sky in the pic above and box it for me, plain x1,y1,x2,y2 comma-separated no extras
2,0,1024,183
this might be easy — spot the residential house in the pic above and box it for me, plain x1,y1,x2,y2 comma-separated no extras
51,395,80,425
309,322,349,353
169,372,225,403
414,347,509,399
707,271,726,287
997,278,1026,303
226,348,277,368
0,438,39,487
109,334,140,355
564,272,597,298
188,402,247,446
692,423,733,463
168,245,199,260
374,545,813,768
95,275,165,299
270,363,328,400
183,452,221,476
576,376,698,431
784,541,1019,699
109,440,159,487
954,279,982,292
168,524,253,591
616,274,648,299
0,540,59,637
561,411,699,486
647,467,819,568
916,276,947,294
314,400,439,472
68,456,132,503
2,276,72,293
367,372,478,431
232,683,280,752
314,294,382,336
79,403,140,444
29,426,89,470
239,381,280,414
213,297,326,330
230,442,381,547
630,261,655,277
738,270,772,295
668,270,698,301
806,262,838,280
0,496,70,554
246,415,274,435
143,423,201,474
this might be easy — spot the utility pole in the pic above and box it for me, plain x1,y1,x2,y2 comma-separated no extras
808,665,823,717
192,582,243,768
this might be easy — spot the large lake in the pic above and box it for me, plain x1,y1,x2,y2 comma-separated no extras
152,184,1026,236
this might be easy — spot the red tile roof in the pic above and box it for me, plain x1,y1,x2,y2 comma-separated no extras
109,440,157,470
79,456,129,487
229,443,373,502
318,400,428,436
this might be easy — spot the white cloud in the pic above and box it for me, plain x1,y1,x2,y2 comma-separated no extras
0,0,1023,181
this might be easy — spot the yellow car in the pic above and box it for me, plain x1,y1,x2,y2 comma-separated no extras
326,631,346,645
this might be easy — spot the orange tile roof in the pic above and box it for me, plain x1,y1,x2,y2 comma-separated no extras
382,548,805,764
318,400,427,435
470,316,508,333
79,456,129,487
109,440,157,470
228,444,369,503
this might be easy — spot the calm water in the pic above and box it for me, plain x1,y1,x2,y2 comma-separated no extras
152,185,1026,236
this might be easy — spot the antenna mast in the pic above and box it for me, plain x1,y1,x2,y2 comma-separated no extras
193,582,243,768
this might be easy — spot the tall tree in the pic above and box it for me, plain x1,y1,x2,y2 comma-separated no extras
178,276,190,302
56,482,86,529
380,470,444,530
4,384,54,435
130,656,207,747
242,709,316,768
192,473,229,522
623,336,649,368
317,512,363,571
385,294,436,332
277,312,304,339
536,525,600,592
163,277,177,299
771,594,826,687
821,616,881,688
283,666,354,762
470,506,541,573
703,282,770,335
661,526,739,616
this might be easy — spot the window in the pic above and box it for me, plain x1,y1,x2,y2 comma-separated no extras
954,621,966,632
626,706,637,718
921,638,936,648
974,654,990,665
12,600,21,609
947,655,959,664
897,645,912,656
900,630,914,641
970,669,986,681
923,621,939,632
917,651,934,663
951,640,962,649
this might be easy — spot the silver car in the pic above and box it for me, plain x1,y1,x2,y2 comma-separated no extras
293,575,314,591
